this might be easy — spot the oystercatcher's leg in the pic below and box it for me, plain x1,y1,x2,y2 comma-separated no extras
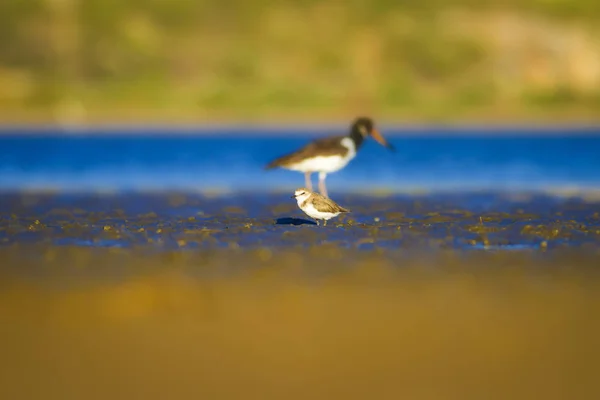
318,172,328,198
305,172,313,191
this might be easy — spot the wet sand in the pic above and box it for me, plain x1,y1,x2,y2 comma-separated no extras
1,191,600,399
2,191,600,250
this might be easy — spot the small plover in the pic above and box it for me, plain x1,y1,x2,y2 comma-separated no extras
291,187,350,226
266,117,394,198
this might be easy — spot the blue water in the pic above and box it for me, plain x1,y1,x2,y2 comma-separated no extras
1,127,599,192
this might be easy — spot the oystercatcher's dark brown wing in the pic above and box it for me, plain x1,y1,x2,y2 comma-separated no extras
265,136,348,170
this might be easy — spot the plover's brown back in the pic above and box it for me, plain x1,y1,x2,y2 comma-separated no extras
306,192,350,214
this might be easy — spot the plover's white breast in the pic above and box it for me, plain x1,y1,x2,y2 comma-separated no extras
301,203,340,220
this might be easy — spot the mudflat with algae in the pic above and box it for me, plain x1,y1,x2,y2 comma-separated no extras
1,191,600,399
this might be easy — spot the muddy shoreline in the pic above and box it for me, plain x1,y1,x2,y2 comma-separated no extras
2,191,599,399
2,191,599,254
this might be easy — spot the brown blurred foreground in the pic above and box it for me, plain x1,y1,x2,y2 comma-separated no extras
1,246,599,400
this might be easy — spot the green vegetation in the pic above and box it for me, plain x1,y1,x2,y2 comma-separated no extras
1,0,599,123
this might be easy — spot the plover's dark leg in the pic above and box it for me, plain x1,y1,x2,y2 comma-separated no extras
318,172,328,198
323,219,327,227
315,219,320,226
305,172,313,191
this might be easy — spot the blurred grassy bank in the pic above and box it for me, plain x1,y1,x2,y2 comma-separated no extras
1,0,600,125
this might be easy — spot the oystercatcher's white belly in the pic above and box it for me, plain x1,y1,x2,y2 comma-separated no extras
288,154,353,173
287,138,356,173
301,203,340,220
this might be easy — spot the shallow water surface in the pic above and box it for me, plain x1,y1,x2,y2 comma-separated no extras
1,127,599,191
